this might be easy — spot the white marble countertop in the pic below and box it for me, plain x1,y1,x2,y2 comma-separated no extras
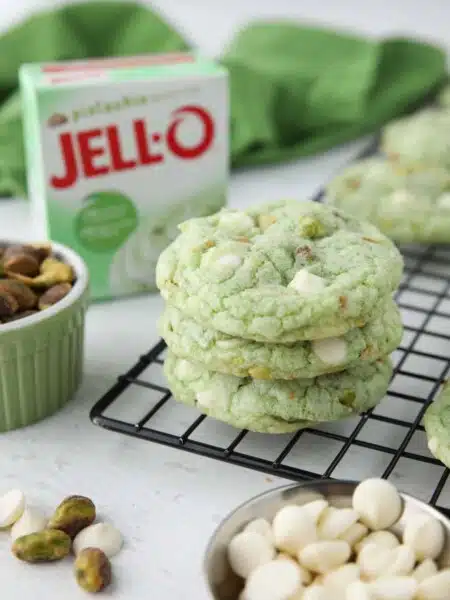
0,1,449,598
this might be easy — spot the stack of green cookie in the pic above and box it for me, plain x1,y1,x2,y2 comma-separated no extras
156,200,404,434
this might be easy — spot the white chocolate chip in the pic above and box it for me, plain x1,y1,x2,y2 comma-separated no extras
10,507,47,541
302,585,330,600
402,514,445,561
227,531,275,579
245,518,275,545
412,559,438,583
288,270,326,295
358,544,415,580
196,390,215,408
276,554,312,585
302,500,329,524
322,563,360,593
317,507,359,540
73,522,123,558
0,489,25,528
428,437,439,455
312,337,348,366
389,190,416,205
272,505,317,555
298,540,351,574
217,254,242,268
369,576,417,600
339,522,369,547
220,212,254,233
346,580,373,600
436,192,450,209
416,569,450,600
243,559,303,600
352,478,402,530
356,530,400,554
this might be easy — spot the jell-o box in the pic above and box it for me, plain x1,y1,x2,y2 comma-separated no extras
19,53,228,300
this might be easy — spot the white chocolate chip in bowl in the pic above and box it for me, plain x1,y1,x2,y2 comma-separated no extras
302,584,329,600
0,489,26,528
369,576,417,600
357,543,415,580
339,522,368,548
352,478,402,530
412,559,438,582
302,499,329,524
242,559,303,600
312,338,348,366
416,568,450,600
227,531,275,579
317,507,359,540
298,540,351,574
355,530,400,554
321,562,360,593
73,522,123,558
402,514,445,561
288,269,326,295
272,505,317,555
346,580,373,600
244,518,274,545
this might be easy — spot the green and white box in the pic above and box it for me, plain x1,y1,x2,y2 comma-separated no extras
20,53,228,300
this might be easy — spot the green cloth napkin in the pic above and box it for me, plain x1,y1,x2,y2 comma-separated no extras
0,2,446,197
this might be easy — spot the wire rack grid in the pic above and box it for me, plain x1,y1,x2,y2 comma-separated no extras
90,146,450,516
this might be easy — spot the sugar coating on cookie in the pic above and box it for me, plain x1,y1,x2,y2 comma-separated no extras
156,200,403,343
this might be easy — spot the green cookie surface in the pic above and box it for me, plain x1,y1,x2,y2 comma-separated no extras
326,157,450,244
164,351,393,434
160,298,402,379
156,200,403,343
424,381,450,468
381,107,450,171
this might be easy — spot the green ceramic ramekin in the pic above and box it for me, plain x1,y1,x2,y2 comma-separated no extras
0,242,89,432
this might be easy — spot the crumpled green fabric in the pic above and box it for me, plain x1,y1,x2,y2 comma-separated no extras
0,2,446,197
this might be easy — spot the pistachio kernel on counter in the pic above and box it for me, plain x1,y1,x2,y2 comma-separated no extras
12,529,71,563
75,548,112,593
0,242,75,326
48,495,96,539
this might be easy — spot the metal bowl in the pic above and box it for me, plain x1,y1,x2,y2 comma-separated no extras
203,479,450,600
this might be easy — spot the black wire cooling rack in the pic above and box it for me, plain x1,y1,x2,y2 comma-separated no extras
90,140,450,516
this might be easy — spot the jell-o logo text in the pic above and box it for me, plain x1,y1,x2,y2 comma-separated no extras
49,105,215,190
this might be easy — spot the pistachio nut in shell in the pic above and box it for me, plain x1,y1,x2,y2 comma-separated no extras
75,548,112,593
0,291,19,318
0,279,37,310
3,250,40,277
48,495,96,539
38,282,72,310
12,529,71,562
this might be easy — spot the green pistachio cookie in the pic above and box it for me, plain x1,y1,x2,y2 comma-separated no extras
424,381,450,468
164,351,393,434
381,107,450,171
325,157,450,244
160,298,402,380
156,200,403,343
